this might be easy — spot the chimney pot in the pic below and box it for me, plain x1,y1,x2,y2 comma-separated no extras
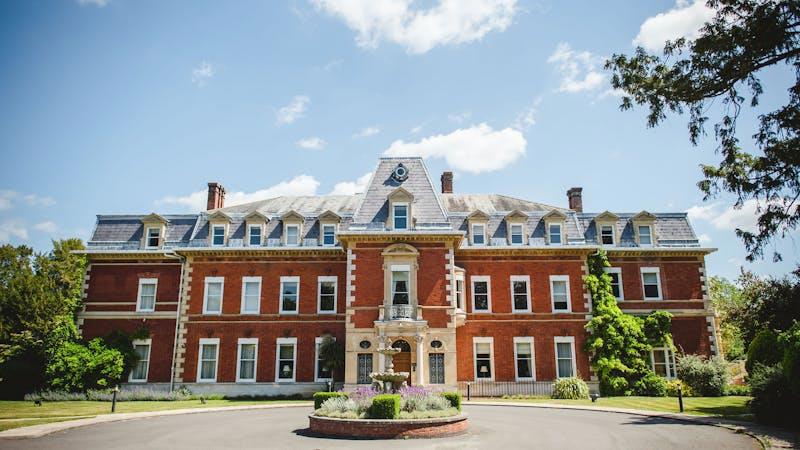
441,172,453,194
567,187,583,213
207,182,226,210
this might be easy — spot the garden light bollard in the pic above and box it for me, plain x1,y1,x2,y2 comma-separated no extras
677,386,684,413
111,386,119,413
467,382,471,401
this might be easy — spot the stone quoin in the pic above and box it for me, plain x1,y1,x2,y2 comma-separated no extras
77,157,718,396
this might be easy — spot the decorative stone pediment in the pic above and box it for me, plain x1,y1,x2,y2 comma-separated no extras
280,210,304,223
504,210,528,222
387,187,414,202
141,213,168,224
318,210,342,223
631,210,657,223
542,210,567,221
207,210,232,223
244,211,269,223
381,243,419,257
595,211,619,222
466,210,490,222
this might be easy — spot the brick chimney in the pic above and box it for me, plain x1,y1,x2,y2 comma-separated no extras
207,182,226,210
441,172,453,194
567,187,583,213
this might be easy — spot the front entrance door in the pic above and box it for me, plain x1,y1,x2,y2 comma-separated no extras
392,339,412,385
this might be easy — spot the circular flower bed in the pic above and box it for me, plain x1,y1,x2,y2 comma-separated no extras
308,386,468,439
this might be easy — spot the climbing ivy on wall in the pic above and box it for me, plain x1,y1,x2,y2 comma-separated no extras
584,250,673,395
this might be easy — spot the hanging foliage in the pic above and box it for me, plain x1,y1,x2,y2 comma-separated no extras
584,250,673,395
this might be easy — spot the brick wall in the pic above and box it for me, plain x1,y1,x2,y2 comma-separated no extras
87,262,181,309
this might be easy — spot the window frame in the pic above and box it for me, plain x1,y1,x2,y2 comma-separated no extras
640,267,663,300
393,202,409,230
128,338,152,383
471,223,486,246
247,224,263,246
510,275,531,313
513,336,536,381
549,275,572,313
236,338,258,383
317,276,338,314
470,275,492,313
473,336,495,381
429,353,445,384
136,278,158,312
650,346,677,379
203,276,224,315
321,224,337,247
211,224,226,247
455,273,465,310
548,223,563,246
279,276,300,315
390,266,411,305
638,225,653,247
600,224,615,246
554,336,577,378
357,353,373,384
284,224,300,246
509,223,524,245
604,267,624,301
145,227,161,249
240,276,261,315
314,336,334,382
196,337,220,383
275,337,298,383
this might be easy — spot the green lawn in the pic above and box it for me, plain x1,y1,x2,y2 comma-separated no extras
0,399,309,431
475,396,752,420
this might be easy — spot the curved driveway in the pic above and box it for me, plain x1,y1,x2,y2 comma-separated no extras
3,404,757,450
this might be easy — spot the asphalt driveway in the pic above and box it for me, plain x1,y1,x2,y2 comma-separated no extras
2,404,757,449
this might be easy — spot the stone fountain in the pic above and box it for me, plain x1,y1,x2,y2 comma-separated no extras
370,346,409,393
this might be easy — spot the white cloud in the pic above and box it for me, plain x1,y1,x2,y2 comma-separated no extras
23,194,55,207
547,42,606,93
77,0,110,6
276,95,310,125
0,219,28,242
698,233,712,244
448,111,471,123
295,137,327,150
687,200,764,233
0,190,17,211
34,221,58,233
410,125,423,134
384,123,526,174
317,59,343,71
633,0,715,51
191,61,214,86
512,98,540,131
157,175,321,212
0,190,55,210
312,0,518,54
354,126,380,138
329,172,372,195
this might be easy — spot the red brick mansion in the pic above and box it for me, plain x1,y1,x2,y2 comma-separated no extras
79,157,718,395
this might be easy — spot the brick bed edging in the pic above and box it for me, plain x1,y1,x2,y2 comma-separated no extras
307,413,469,439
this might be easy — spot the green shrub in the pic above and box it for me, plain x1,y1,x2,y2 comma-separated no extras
746,330,782,373
724,384,751,396
676,354,728,397
45,339,124,392
313,391,347,410
748,363,798,429
441,392,461,411
632,372,667,396
552,377,590,399
367,394,400,419
778,322,800,396
665,379,693,397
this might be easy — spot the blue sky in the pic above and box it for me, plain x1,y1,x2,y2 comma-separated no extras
0,0,797,281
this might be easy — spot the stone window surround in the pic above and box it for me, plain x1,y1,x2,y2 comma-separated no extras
543,210,567,246
387,187,414,231
595,211,619,246
631,211,658,247
244,211,269,247
466,210,490,246
505,210,528,246
140,213,167,250
281,211,304,246
236,337,258,383
381,244,419,318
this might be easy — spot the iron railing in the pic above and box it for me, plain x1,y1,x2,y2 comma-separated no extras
457,381,600,398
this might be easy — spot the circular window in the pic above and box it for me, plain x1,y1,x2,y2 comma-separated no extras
391,339,411,352
391,163,409,182
359,340,371,349
431,340,443,349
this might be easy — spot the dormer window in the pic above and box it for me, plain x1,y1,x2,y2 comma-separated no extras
600,225,615,246
510,224,524,245
211,225,225,246
549,223,562,245
393,203,408,230
248,225,262,246
472,223,486,245
286,225,299,246
322,224,336,246
145,227,161,249
638,225,653,247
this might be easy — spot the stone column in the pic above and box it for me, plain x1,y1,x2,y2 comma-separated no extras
378,335,388,371
415,334,425,386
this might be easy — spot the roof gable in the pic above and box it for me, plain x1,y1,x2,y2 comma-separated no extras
595,211,619,222
467,210,491,221
505,209,528,221
141,213,168,224
207,210,232,222
281,210,304,222
318,210,342,222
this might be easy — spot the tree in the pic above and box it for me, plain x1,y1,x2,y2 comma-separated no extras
709,276,747,359
45,338,124,392
584,250,673,395
606,0,800,261
317,335,344,390
729,268,800,345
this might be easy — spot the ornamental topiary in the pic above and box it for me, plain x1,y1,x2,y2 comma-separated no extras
313,391,347,410
552,377,590,399
441,392,462,411
367,394,401,419
745,330,782,373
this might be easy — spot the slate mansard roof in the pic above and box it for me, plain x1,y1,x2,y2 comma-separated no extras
87,157,703,250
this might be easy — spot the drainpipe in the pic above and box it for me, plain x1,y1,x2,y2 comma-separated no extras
166,251,187,392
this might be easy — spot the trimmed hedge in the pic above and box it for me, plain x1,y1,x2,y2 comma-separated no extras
368,394,400,419
552,377,590,399
441,392,461,411
314,391,347,410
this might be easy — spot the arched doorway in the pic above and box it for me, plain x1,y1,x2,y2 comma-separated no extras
391,339,412,385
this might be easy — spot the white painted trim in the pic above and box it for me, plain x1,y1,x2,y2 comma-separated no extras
638,225,654,247
144,227,161,249
128,338,152,382
510,275,532,313
640,267,663,300
470,223,486,246
314,336,334,382
513,336,536,381
390,264,411,272
603,267,624,301
246,224,263,247
236,338,259,383
554,336,577,378
650,347,676,379
316,276,338,314
321,223,337,247
202,277,224,315
548,222,563,246
136,278,158,312
599,224,615,246
210,224,227,247
392,202,409,230
279,276,300,315
275,337,298,383
472,336,495,381
284,224,301,246
240,276,262,314
549,275,572,313
509,223,524,246
197,338,220,383
470,275,492,313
